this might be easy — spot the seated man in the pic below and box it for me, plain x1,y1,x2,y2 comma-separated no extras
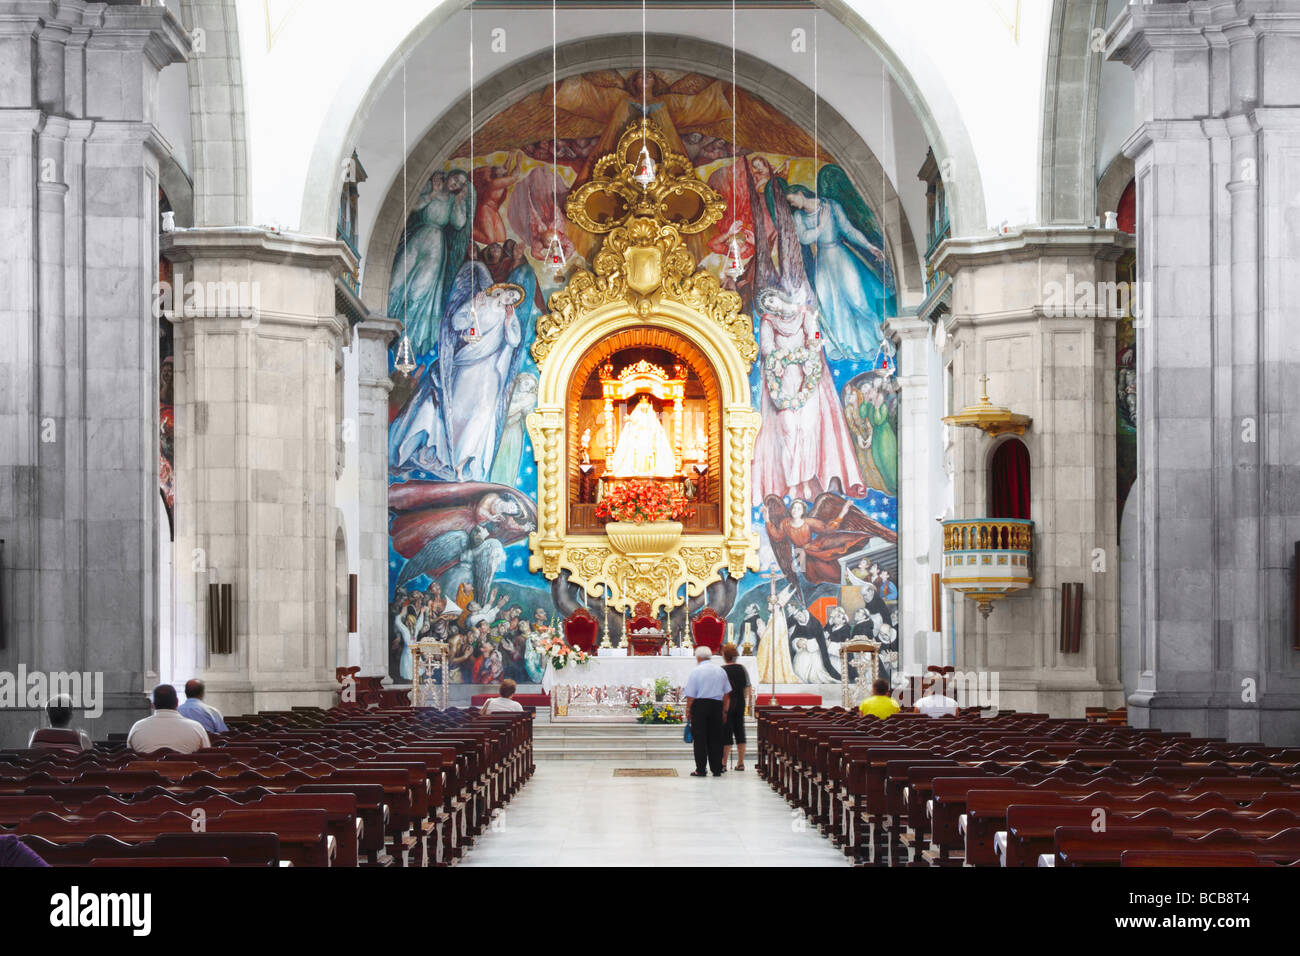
915,682,959,717
858,678,901,720
481,678,524,714
127,684,210,754
177,678,228,734
27,694,93,752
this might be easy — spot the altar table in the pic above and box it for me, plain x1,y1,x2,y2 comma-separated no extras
542,655,758,722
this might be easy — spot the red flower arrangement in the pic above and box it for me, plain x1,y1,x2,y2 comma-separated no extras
594,479,695,524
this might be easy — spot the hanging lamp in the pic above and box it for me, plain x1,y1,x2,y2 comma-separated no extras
467,0,480,333
721,0,743,281
394,56,417,376
546,0,568,282
633,0,656,187
394,334,416,375
723,233,745,279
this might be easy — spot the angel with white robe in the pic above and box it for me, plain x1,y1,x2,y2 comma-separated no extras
437,263,526,483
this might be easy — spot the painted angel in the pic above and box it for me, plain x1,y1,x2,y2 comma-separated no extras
763,492,896,601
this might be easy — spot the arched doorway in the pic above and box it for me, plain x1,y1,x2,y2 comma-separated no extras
988,439,1030,521
566,328,723,534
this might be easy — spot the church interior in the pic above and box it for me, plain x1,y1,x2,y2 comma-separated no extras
2,0,1300,894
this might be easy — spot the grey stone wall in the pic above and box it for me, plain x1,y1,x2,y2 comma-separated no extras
161,228,355,717
933,229,1129,717
1108,0,1300,744
0,2,188,747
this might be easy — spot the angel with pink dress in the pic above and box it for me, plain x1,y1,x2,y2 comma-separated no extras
750,287,866,505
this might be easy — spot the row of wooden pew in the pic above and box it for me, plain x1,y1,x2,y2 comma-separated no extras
755,706,1300,866
0,704,533,866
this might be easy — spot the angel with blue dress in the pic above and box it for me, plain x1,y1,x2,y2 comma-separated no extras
786,165,896,362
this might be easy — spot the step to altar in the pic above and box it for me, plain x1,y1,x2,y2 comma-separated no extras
533,720,757,760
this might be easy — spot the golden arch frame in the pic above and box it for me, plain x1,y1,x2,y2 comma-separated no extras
525,123,761,614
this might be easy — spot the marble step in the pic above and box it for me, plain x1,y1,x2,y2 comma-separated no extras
532,721,758,758
533,725,755,739
535,748,699,760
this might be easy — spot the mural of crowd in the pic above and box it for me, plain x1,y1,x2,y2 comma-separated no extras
387,68,901,685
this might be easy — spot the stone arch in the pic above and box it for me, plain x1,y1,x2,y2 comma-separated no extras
158,153,195,229
564,326,724,507
1039,0,1110,225
334,512,350,671
176,0,251,226
360,33,924,315
303,2,987,243
1096,151,1135,222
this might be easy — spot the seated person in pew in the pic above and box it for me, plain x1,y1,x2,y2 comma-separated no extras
28,694,93,752
915,681,959,718
481,679,524,715
178,678,229,734
859,678,901,720
127,684,211,755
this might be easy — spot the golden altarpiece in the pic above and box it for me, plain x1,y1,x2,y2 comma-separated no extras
526,123,761,614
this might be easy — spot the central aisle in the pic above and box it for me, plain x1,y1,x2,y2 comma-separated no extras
461,761,851,867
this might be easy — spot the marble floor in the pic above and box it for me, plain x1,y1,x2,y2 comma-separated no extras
461,760,851,867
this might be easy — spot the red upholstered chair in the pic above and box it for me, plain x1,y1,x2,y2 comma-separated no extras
628,635,664,656
563,608,599,654
625,601,662,655
691,608,725,653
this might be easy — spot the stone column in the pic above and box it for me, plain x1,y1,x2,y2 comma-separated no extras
355,316,401,680
933,229,1128,716
0,4,188,747
163,228,355,716
884,315,939,674
1108,2,1300,743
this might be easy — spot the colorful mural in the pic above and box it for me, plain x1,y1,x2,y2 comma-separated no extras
387,69,900,685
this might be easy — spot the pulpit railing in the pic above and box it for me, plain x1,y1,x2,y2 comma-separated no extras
942,518,1033,553
940,518,1034,617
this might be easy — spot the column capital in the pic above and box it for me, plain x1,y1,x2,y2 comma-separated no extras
356,315,404,347
883,314,930,343
163,226,358,278
89,3,191,73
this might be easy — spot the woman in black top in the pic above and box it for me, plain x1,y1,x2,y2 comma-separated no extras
720,643,753,771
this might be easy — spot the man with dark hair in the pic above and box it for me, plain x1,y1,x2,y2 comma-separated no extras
27,695,92,752
178,678,228,734
126,684,210,753
858,678,900,720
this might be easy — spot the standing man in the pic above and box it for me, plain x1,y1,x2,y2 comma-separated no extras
683,646,731,777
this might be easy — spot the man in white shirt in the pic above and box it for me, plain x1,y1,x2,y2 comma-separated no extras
915,681,959,718
127,684,211,753
682,646,732,777
481,678,524,714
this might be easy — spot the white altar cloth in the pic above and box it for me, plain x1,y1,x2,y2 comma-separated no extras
542,656,757,694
